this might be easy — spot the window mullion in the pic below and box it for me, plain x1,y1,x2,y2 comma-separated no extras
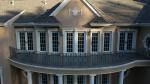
25,32,28,50
125,32,128,51
74,32,78,53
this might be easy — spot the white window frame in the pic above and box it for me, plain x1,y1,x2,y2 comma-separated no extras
90,31,101,53
66,32,74,53
39,73,48,84
51,31,59,53
77,32,86,53
16,30,34,51
66,75,74,84
103,31,112,52
37,31,47,52
117,29,137,52
95,74,111,84
77,75,86,84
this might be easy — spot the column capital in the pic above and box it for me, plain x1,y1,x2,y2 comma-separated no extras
122,69,126,72
26,70,31,73
90,74,96,77
57,74,63,77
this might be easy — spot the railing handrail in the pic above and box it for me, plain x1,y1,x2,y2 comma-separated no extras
9,47,150,68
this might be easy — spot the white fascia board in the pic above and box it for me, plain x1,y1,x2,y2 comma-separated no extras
50,0,71,16
4,10,25,26
82,0,101,17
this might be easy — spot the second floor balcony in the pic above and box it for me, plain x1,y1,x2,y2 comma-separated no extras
9,48,150,68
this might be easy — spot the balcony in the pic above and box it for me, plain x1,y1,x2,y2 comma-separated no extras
9,48,150,68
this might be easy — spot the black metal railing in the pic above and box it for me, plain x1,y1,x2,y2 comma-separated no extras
9,48,150,68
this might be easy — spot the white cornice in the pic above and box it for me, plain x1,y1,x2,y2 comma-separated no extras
4,10,25,27
82,0,101,17
50,0,71,16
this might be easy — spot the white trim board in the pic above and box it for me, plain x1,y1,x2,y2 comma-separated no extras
50,0,101,17
50,0,71,16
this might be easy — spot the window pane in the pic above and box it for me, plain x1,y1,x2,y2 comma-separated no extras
92,33,98,52
127,32,133,50
20,32,26,50
41,74,48,84
27,32,33,50
52,32,59,52
95,75,101,84
67,75,73,84
78,33,85,52
102,74,109,84
104,32,111,51
67,33,73,52
78,76,85,84
54,75,58,84
40,32,46,51
119,32,125,50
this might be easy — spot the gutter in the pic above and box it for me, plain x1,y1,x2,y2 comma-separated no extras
90,23,150,27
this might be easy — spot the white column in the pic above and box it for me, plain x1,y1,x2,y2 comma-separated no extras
50,74,54,84
27,71,32,84
98,31,101,53
74,75,78,84
57,74,63,84
90,74,96,84
84,32,88,53
16,31,20,49
73,32,78,53
35,30,40,52
119,70,125,84
48,31,52,53
63,31,66,53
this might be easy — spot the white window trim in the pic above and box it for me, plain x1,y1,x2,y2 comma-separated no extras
38,73,48,84
77,32,86,53
117,29,137,52
65,31,74,53
102,31,113,53
90,31,101,53
101,74,111,84
16,30,34,51
49,31,59,53
37,31,48,52
143,34,150,50
64,31,87,54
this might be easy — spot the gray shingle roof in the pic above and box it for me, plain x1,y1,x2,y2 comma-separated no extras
0,11,20,23
88,0,150,24
15,2,61,24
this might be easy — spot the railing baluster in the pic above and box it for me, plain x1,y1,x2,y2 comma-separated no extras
9,47,150,68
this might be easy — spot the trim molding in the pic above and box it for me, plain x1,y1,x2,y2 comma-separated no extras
9,58,150,75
